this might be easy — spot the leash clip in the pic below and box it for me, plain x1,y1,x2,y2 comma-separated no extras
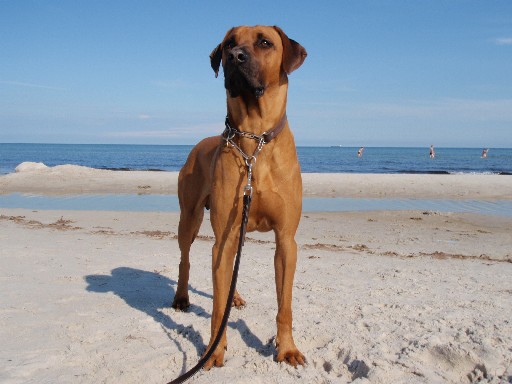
243,184,253,197
244,159,255,197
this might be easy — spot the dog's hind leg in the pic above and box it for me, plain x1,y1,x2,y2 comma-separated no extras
172,136,219,311
172,204,205,311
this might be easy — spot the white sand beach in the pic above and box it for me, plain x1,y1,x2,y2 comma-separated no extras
1,164,512,383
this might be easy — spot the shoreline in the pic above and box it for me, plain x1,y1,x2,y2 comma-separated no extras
2,145,511,177
1,163,511,200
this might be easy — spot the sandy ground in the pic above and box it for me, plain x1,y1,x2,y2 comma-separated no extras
1,164,512,383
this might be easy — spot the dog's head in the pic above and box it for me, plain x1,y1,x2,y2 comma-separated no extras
210,26,307,99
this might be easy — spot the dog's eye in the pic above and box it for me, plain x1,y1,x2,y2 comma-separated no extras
259,39,273,48
224,40,235,50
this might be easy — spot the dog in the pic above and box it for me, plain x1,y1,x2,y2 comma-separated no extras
172,25,307,370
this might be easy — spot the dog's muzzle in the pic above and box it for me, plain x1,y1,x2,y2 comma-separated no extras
224,47,265,98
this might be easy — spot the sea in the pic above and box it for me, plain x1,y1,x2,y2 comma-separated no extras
1,143,512,215
1,143,511,175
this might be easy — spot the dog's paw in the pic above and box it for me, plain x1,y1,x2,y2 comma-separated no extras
202,344,226,370
171,296,190,311
277,348,306,367
232,291,246,309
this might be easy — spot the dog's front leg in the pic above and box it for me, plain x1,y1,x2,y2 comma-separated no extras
274,234,305,367
202,232,238,370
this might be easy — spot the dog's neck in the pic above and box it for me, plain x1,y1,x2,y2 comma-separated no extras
224,112,287,145
226,81,288,137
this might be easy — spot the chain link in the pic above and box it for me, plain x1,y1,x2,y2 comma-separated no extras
223,120,267,198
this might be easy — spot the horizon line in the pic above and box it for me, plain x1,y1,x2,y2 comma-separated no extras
0,142,509,150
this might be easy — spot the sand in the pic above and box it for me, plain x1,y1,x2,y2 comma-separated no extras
1,163,512,383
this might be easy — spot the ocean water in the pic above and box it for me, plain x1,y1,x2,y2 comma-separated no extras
0,143,511,175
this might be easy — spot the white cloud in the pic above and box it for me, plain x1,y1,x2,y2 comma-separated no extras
494,37,512,45
108,130,182,138
105,122,221,138
365,99,512,120
298,98,512,122
0,80,65,90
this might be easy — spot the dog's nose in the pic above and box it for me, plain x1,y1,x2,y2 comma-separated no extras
228,48,248,64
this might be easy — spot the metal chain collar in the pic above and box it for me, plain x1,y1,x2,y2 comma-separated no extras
222,117,267,198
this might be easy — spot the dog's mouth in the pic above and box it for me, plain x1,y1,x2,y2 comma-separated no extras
224,64,265,99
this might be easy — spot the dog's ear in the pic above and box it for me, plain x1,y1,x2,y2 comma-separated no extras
210,43,222,78
273,26,307,74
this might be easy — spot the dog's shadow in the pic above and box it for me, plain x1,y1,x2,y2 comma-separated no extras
84,267,273,362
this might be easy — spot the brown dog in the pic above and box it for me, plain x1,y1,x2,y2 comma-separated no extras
172,25,307,369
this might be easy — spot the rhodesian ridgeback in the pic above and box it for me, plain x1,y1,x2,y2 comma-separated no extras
172,25,307,369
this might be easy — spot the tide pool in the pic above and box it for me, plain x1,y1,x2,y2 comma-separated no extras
1,193,512,217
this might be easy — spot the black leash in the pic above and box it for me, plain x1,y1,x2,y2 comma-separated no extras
167,193,252,384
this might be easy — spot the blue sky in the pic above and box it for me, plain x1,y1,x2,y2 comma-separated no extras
1,1,511,147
